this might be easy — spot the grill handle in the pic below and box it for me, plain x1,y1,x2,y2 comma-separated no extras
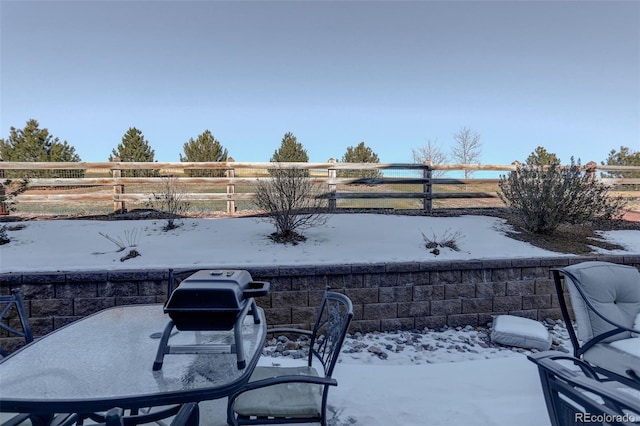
243,281,270,298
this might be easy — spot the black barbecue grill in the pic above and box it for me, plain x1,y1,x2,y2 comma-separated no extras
153,270,270,371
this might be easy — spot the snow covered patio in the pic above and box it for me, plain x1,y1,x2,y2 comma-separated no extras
195,354,549,426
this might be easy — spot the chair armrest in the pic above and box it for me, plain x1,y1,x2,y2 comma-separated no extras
266,327,313,337
527,351,600,380
579,325,639,357
236,374,338,394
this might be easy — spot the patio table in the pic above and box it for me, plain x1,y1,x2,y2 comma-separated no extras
0,303,266,419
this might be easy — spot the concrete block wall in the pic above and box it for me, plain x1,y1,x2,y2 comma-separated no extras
1,254,639,353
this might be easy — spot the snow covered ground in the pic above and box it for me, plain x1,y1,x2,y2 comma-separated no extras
2,214,639,273
2,214,638,425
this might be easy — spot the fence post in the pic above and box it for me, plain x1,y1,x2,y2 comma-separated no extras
328,158,336,211
112,158,125,213
585,161,597,182
0,160,7,216
423,161,432,213
226,157,235,215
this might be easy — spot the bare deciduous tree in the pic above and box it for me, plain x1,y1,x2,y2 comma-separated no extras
451,127,482,179
412,138,448,178
254,164,329,244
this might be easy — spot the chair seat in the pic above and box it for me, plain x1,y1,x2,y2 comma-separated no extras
584,339,640,380
232,366,323,418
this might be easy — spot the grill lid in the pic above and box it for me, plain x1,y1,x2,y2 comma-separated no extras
164,269,269,331
164,269,269,312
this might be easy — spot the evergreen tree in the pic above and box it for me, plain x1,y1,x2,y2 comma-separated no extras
0,119,83,178
602,146,640,174
602,146,640,189
109,127,157,177
270,132,309,163
525,146,561,166
180,130,229,177
339,141,381,180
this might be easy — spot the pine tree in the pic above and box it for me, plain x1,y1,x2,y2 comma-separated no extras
180,130,229,177
270,132,309,163
0,119,82,178
339,141,381,180
602,146,640,175
602,146,640,190
109,127,157,177
526,146,560,166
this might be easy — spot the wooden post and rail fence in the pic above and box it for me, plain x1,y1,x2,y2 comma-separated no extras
0,160,639,216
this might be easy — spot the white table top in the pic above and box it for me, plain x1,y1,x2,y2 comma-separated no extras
0,304,266,414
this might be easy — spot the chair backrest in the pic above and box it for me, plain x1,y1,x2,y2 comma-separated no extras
0,288,34,356
529,353,640,426
561,261,640,343
308,291,354,377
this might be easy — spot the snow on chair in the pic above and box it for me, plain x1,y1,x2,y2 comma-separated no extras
553,261,640,390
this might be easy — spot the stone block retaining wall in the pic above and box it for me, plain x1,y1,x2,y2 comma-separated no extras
2,254,639,353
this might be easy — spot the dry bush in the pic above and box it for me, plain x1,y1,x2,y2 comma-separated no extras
146,176,191,231
498,160,626,234
254,165,329,244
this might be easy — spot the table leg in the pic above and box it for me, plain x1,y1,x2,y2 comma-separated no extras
153,320,175,371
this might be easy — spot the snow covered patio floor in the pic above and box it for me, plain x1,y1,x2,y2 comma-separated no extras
197,354,549,426
195,322,572,426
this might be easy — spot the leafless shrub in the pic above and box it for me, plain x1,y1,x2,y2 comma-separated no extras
421,228,463,253
99,229,140,252
146,176,191,231
254,164,330,244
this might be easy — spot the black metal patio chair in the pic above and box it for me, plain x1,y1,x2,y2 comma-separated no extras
226,291,353,426
528,351,640,426
0,288,34,357
552,261,640,390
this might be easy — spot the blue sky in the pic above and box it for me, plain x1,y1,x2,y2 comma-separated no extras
1,0,639,169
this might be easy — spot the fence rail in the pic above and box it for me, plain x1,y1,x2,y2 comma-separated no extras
1,161,639,215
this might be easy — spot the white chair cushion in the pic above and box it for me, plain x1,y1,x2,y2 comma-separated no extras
633,313,640,338
232,365,323,418
563,262,640,343
584,340,640,381
490,315,551,350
